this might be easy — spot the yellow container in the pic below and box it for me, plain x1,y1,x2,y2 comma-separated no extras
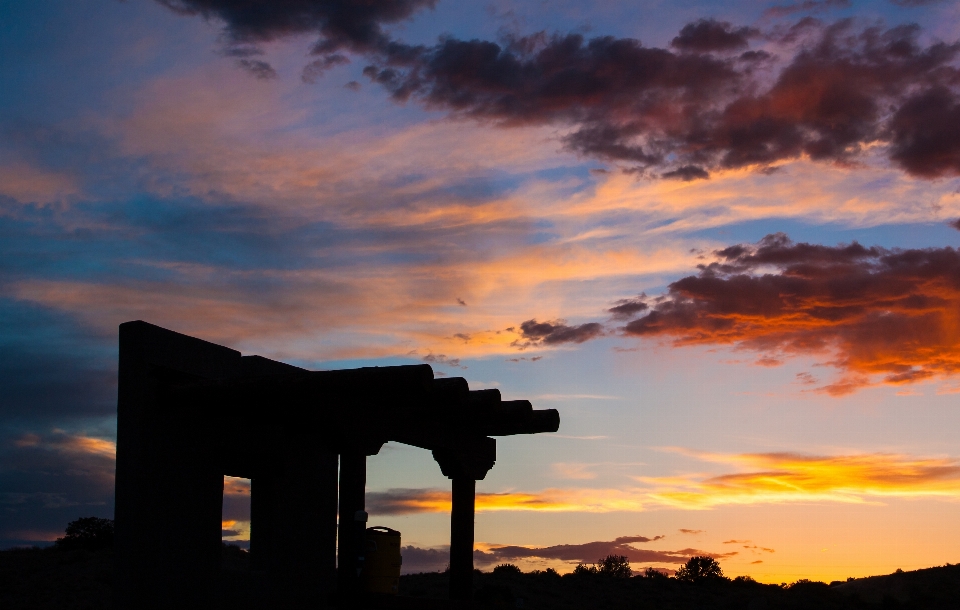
363,526,402,595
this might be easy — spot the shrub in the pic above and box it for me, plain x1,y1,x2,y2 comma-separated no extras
492,563,523,575
55,517,114,551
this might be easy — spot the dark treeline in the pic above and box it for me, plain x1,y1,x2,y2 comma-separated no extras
3,518,960,609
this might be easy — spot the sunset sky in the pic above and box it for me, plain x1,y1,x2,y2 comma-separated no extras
3,0,960,584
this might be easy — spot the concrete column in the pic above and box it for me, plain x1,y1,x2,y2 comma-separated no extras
249,473,278,572
253,448,339,605
337,451,367,595
449,476,476,600
114,321,240,610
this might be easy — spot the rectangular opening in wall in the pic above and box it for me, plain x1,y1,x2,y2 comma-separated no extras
223,476,251,561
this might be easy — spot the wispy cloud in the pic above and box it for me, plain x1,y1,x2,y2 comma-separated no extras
366,487,646,515
369,449,960,516
14,430,116,458
639,450,960,508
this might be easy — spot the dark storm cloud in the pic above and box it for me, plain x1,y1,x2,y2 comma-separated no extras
160,3,960,178
888,86,960,178
157,0,435,53
365,20,960,178
156,0,436,75
622,233,960,394
516,319,604,346
670,20,758,52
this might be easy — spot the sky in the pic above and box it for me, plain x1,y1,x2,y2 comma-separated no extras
2,0,960,585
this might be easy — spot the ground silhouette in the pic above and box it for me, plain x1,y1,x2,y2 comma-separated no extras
5,531,960,609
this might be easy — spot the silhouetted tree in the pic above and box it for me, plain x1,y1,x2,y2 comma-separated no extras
596,554,632,578
675,556,724,583
492,563,523,575
55,517,114,551
644,567,669,579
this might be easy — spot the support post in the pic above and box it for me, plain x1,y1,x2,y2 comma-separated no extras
114,321,240,610
432,440,495,602
337,451,367,596
449,476,476,601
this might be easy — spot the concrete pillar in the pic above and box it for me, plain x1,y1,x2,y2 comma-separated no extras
114,321,240,610
449,477,476,600
337,451,367,595
252,448,339,605
432,440,496,602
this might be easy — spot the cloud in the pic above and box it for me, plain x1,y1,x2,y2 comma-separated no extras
158,2,960,179
366,487,647,514
400,539,699,574
0,430,115,548
670,20,758,52
515,319,604,347
14,430,115,459
621,233,960,394
156,0,436,76
638,450,960,508
421,353,463,368
480,536,735,567
890,0,945,7
608,296,649,320
553,463,597,480
662,166,710,182
678,528,704,535
399,545,451,574
365,19,960,179
763,0,851,18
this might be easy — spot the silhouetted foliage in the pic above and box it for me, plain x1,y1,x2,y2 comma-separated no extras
492,563,523,575
55,517,114,551
596,554,632,578
645,567,670,579
675,555,725,583
789,578,831,592
571,554,633,578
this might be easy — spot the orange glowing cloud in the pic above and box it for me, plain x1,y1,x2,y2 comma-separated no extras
14,430,116,458
366,487,646,515
619,233,960,394
368,449,960,516
639,450,960,509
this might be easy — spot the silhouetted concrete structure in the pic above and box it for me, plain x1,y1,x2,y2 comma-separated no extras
113,321,559,608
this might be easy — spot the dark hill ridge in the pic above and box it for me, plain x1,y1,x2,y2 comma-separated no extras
3,544,960,609
830,563,960,606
